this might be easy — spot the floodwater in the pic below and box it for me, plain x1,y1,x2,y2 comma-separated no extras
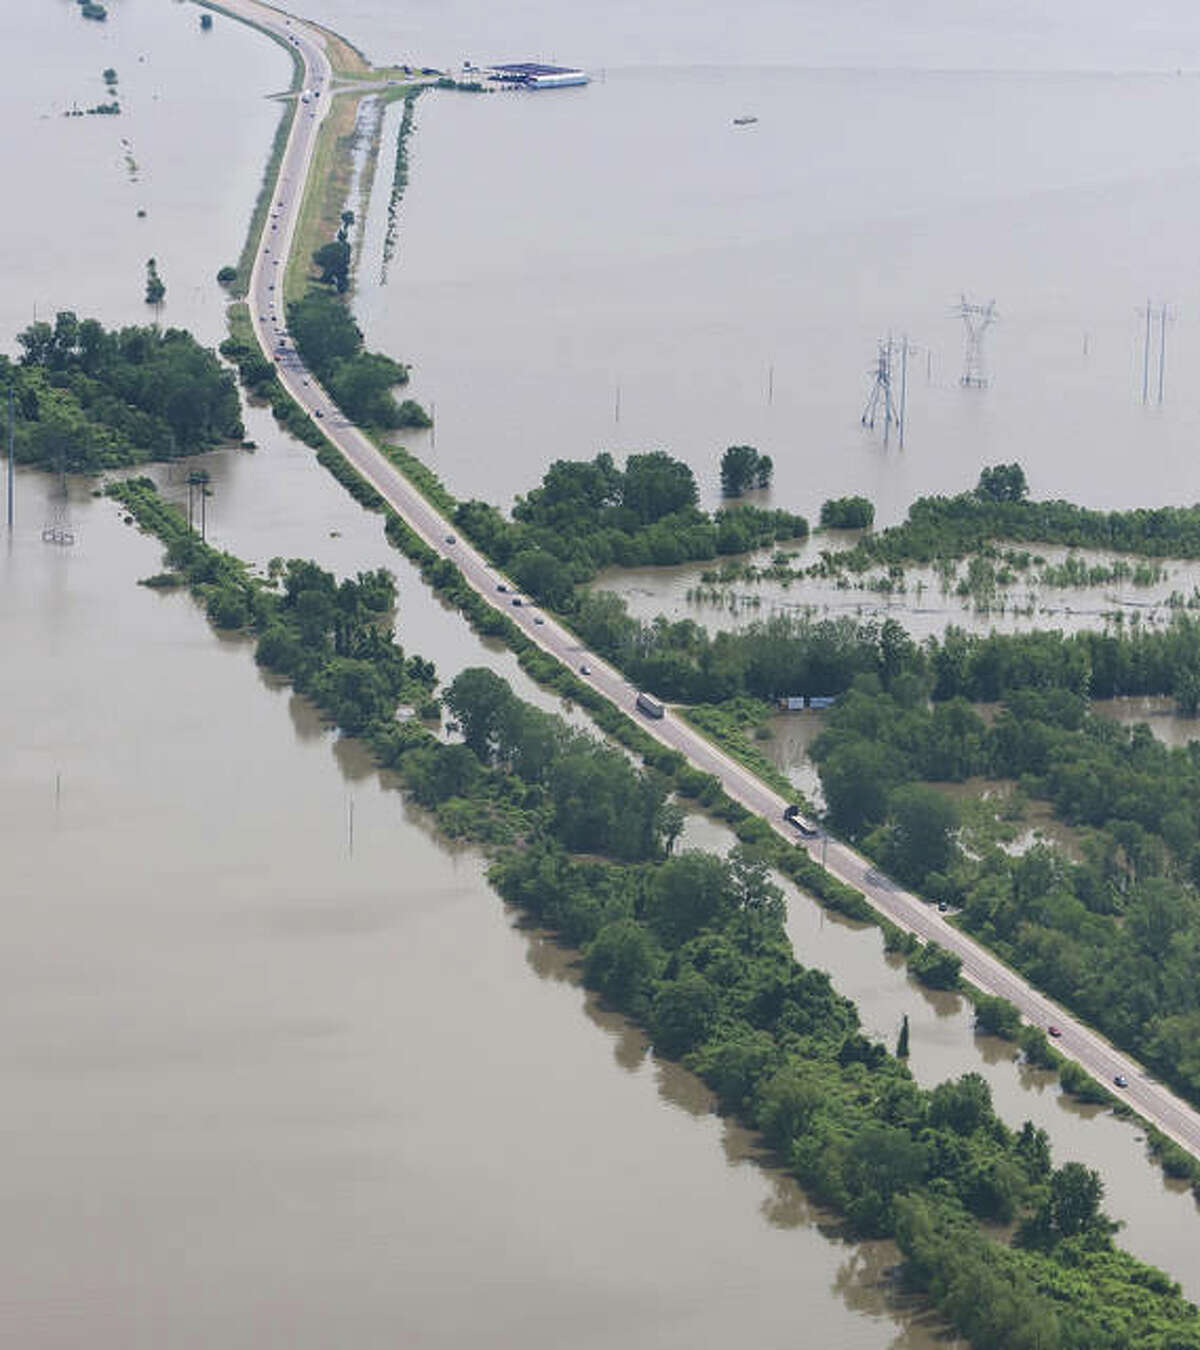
6,0,1200,1342
353,46,1200,526
589,543,1200,644
2,473,953,1349
0,0,291,350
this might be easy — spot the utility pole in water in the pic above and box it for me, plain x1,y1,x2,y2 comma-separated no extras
7,386,14,531
1158,303,1169,405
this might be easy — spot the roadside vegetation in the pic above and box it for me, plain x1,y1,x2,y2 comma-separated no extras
102,476,1200,1350
453,451,807,606
807,673,1200,1122
1,312,242,470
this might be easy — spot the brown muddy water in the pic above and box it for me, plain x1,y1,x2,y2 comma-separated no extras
6,0,1200,1339
1,471,955,1349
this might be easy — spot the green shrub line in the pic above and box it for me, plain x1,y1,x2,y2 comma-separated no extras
225,274,1190,1190
102,474,1200,1349
222,64,1199,1194
381,91,422,277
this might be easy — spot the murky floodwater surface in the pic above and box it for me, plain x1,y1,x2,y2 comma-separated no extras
6,0,1200,1344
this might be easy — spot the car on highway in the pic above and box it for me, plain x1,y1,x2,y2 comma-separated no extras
314,410,323,419
444,534,456,544
1114,1074,1129,1089
579,663,591,675
534,616,545,625
1047,1025,1062,1038
496,583,507,593
511,596,523,606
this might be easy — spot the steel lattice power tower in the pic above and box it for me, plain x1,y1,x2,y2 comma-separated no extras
956,295,997,388
861,334,917,447
861,337,898,444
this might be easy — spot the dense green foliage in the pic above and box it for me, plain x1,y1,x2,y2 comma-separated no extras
3,312,242,469
110,473,1200,1347
287,289,429,430
487,793,1197,1349
105,478,434,743
313,239,351,292
820,495,875,529
829,462,1200,572
810,677,1200,1114
451,451,806,608
719,443,773,496
570,580,1200,710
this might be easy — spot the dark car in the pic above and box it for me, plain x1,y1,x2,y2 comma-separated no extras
444,534,456,545
1047,1025,1062,1038
313,410,323,419
496,583,508,593
1114,1074,1129,1089
533,616,545,625
511,596,523,606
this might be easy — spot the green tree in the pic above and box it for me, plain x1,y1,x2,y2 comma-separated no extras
720,444,771,496
144,257,165,305
313,238,351,291
651,971,720,1056
819,739,897,835
883,783,960,886
583,919,661,1012
820,496,875,529
896,1013,910,1058
976,462,1028,503
445,667,513,760
646,850,732,945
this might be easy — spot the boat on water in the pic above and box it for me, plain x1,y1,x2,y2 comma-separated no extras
733,115,758,125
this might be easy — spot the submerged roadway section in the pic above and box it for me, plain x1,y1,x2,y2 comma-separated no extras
221,0,1200,1164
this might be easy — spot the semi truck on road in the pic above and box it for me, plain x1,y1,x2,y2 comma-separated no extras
635,691,664,719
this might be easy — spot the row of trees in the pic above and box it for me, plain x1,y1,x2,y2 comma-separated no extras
107,479,436,743
286,289,431,430
487,828,1195,1349
110,475,1199,1347
4,312,242,469
828,462,1200,572
569,581,1200,710
450,450,807,608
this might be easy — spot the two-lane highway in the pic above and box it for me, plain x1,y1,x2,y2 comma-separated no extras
217,0,1200,1165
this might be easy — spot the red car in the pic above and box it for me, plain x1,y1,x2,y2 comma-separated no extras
1047,1025,1062,1038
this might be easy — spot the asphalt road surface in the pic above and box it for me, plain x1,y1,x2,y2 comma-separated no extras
219,0,1200,1166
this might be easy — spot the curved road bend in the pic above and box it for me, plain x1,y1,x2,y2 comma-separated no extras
220,0,1200,1165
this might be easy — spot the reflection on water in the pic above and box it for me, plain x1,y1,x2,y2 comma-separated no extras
4,480,958,1350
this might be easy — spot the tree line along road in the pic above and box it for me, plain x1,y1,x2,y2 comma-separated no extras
220,0,1200,1166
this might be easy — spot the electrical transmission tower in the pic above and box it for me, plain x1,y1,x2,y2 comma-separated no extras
861,334,917,447
955,295,997,388
861,337,898,445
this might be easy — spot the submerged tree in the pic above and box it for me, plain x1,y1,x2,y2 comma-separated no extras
144,257,165,305
720,444,773,496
